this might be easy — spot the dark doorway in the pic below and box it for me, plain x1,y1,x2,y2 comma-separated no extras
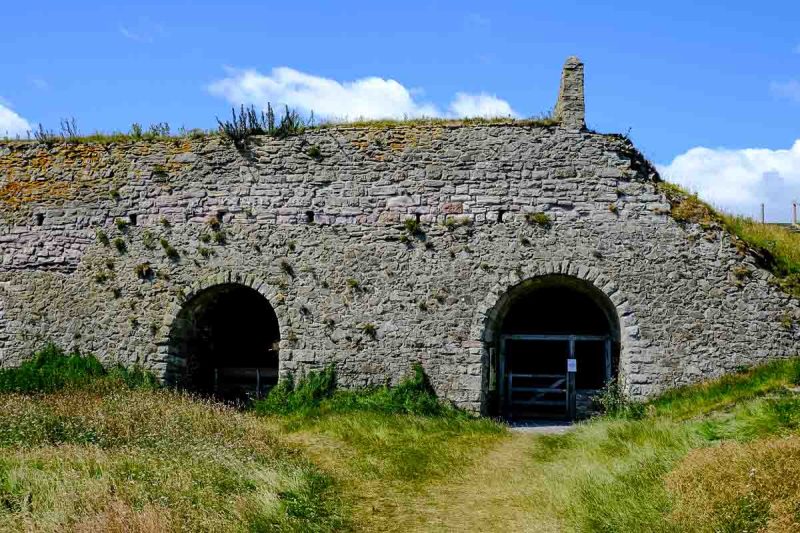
490,275,619,420
168,283,280,401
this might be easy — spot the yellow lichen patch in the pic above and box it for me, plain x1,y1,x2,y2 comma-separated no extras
0,179,76,209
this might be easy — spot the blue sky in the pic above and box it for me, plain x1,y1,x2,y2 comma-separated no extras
2,1,800,220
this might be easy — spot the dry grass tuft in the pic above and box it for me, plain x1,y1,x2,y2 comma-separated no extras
667,436,800,532
0,388,345,532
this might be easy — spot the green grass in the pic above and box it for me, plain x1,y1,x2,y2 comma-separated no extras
1,112,559,146
254,363,481,420
0,344,157,394
0,347,346,531
523,356,800,532
5,347,800,531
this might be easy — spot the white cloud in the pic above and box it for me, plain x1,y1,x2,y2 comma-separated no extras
770,80,800,102
0,103,31,139
449,92,515,118
658,140,800,221
208,67,516,121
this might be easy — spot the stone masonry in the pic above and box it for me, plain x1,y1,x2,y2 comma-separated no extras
0,57,797,412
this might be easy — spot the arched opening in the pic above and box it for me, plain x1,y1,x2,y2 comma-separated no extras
167,283,280,402
486,274,619,420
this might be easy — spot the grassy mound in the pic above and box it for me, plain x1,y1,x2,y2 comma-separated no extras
0,347,345,532
659,182,800,298
522,358,800,532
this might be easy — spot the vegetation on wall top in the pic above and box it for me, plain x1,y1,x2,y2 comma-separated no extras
659,182,800,298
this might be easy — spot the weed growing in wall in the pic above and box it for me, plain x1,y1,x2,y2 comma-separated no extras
160,238,180,261
95,229,110,246
134,262,154,280
306,145,323,161
112,237,126,254
360,323,377,338
141,230,156,249
525,212,552,228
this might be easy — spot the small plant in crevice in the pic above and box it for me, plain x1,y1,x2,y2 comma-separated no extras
323,317,335,329
732,265,752,288
287,240,296,252
346,278,361,292
424,241,435,250
207,215,221,231
199,232,212,244
360,323,377,339
141,230,156,249
403,218,425,238
151,164,168,181
114,218,129,232
418,301,429,311
306,144,323,161
433,289,447,304
608,203,619,215
111,286,122,299
197,246,214,259
525,211,552,228
520,236,531,246
109,188,121,202
443,216,472,231
212,230,227,245
280,259,295,278
780,313,794,330
159,238,180,261
96,229,110,246
159,217,171,229
134,262,154,280
93,271,109,284
112,237,127,254
104,259,115,271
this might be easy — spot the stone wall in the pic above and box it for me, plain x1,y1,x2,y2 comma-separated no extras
0,59,798,412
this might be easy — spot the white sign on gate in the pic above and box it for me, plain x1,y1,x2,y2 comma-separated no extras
567,358,577,372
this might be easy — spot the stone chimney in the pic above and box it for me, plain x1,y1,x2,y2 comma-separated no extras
554,56,585,130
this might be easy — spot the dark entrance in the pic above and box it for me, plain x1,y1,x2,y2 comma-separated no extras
490,275,619,420
168,283,280,401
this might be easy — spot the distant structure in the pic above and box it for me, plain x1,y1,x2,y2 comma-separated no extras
0,57,797,419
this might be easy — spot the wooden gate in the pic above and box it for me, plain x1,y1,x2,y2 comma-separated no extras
499,334,612,419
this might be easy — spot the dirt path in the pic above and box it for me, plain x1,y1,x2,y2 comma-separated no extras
287,427,562,532
391,432,561,532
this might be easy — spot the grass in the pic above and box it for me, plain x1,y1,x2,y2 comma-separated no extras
2,110,559,146
0,346,345,532
6,347,800,531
